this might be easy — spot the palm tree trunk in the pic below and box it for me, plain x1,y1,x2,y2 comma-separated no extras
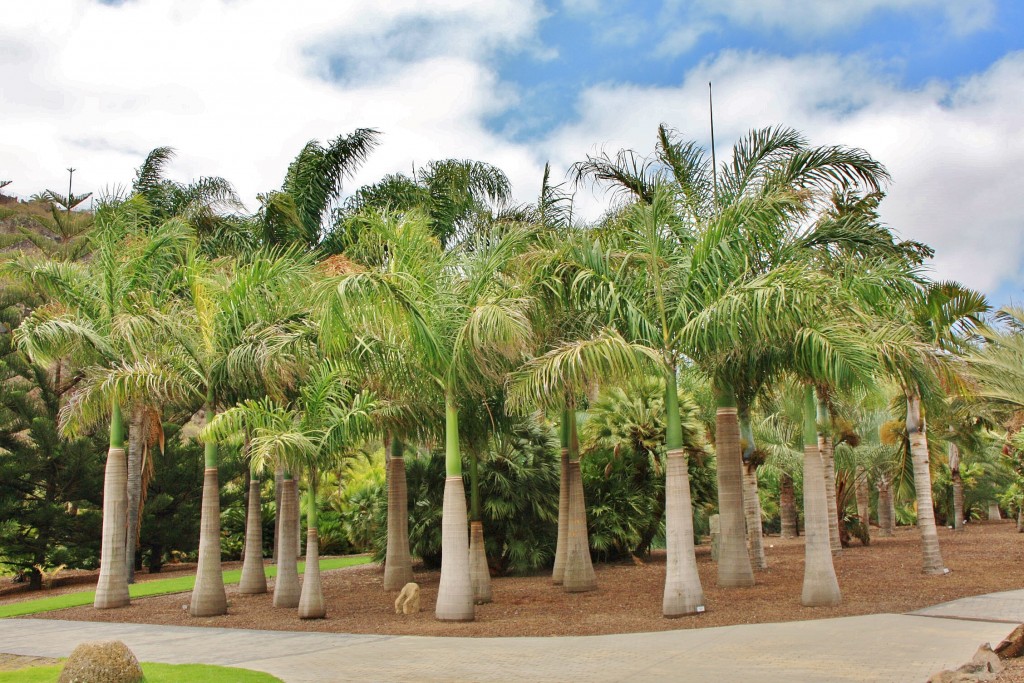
713,386,754,588
988,502,1002,521
272,466,283,564
563,401,596,593
906,392,945,574
551,416,570,585
94,402,130,609
816,397,842,554
383,438,413,591
949,443,964,532
662,371,705,617
855,466,871,538
1017,507,1023,533
190,407,227,617
125,407,144,585
780,473,798,539
298,472,325,619
435,396,474,621
273,474,301,607
877,474,895,537
239,466,267,594
802,386,841,606
468,450,492,604
739,409,767,570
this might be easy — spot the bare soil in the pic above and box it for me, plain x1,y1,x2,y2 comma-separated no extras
11,521,1024,638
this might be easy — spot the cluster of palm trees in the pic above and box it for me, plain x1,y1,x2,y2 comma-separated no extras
4,120,1016,624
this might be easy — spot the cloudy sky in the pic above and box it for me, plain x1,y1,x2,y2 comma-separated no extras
2,0,1022,304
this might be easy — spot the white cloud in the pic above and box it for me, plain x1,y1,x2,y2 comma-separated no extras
2,0,1021,303
655,0,996,57
0,0,547,208
540,50,1024,298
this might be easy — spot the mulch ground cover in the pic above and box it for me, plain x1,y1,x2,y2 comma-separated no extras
10,520,1024,638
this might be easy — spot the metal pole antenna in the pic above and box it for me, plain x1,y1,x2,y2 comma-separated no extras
708,82,718,204
66,167,75,215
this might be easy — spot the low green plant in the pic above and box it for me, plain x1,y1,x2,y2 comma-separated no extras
0,661,283,682
0,555,371,618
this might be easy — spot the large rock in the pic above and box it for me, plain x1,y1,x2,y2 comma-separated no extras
926,644,1004,683
58,640,144,683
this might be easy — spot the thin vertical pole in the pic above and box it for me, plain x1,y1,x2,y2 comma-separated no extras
66,168,75,214
708,83,718,204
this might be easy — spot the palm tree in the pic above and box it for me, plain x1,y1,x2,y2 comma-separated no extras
9,201,192,608
337,158,511,249
893,282,988,573
336,211,536,621
509,330,668,595
799,384,841,606
59,246,317,615
574,124,892,592
203,361,377,618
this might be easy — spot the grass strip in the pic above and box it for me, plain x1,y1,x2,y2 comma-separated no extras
0,661,283,682
0,555,371,618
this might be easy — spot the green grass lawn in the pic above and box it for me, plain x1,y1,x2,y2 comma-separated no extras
0,661,283,682
0,555,372,618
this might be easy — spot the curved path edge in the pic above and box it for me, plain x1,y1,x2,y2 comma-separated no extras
2,592,1024,683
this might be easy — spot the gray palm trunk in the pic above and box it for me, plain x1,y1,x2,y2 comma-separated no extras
855,466,871,537
238,475,268,594
468,521,492,603
467,450,492,604
802,387,841,606
298,481,325,619
988,502,1002,521
189,465,227,616
662,448,705,616
273,476,301,607
383,453,413,591
435,476,474,620
561,407,595,594
820,435,841,554
94,445,130,609
272,466,284,564
876,474,895,537
436,399,474,621
125,408,144,584
906,393,945,574
551,447,570,585
739,411,766,570
714,406,755,587
742,465,767,569
563,460,596,592
779,473,798,539
949,443,964,532
817,398,842,554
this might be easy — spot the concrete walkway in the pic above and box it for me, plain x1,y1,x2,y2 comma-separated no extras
2,592,1023,682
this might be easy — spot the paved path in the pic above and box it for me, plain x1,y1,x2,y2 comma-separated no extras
4,591,1024,682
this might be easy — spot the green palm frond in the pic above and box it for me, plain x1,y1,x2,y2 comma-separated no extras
506,329,661,411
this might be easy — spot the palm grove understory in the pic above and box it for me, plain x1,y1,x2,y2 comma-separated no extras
2,123,1023,621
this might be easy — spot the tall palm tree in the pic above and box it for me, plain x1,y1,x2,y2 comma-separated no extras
203,361,377,618
9,201,192,608
575,124,892,592
335,211,536,621
890,282,988,573
337,158,511,249
509,331,660,593
59,246,317,615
